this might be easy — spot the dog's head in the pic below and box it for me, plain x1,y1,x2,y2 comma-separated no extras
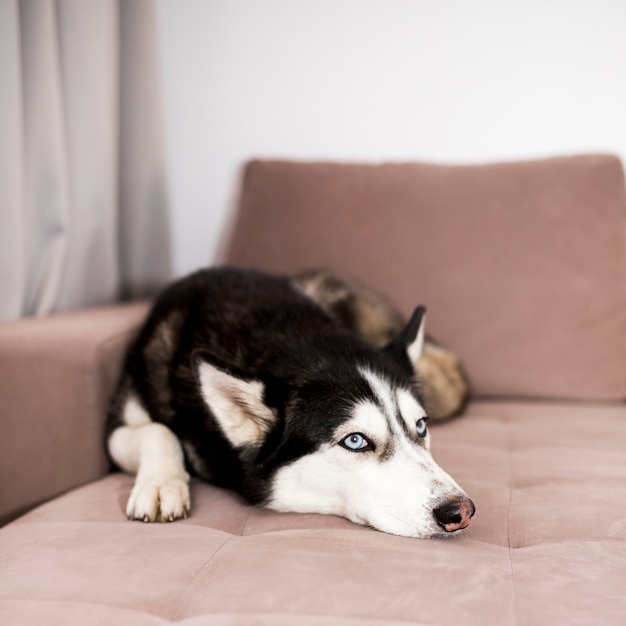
195,307,474,538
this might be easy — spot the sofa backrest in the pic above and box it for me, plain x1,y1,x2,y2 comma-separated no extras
223,155,626,402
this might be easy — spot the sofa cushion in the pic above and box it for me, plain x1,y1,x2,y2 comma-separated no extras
224,155,626,401
2,400,626,625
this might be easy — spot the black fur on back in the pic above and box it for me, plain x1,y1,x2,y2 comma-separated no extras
106,267,423,505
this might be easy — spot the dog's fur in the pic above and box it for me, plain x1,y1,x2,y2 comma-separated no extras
292,269,471,421
106,267,474,538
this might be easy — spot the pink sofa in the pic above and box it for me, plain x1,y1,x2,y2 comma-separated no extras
2,154,626,625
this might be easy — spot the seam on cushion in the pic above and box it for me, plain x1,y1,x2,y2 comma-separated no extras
505,415,519,626
509,538,626,549
0,598,439,626
182,609,438,626
0,596,169,622
0,520,235,538
239,508,254,536
170,535,234,622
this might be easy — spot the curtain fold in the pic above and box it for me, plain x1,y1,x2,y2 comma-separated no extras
118,0,171,299
0,0,171,322
0,0,26,320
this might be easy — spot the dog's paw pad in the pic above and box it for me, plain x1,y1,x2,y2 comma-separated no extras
126,476,190,523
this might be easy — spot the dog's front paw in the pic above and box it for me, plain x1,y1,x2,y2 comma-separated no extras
126,475,191,523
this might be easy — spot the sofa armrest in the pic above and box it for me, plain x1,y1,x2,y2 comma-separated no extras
0,302,149,525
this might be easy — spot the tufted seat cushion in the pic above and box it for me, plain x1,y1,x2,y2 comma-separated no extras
2,400,626,625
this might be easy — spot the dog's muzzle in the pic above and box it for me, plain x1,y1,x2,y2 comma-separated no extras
433,497,476,533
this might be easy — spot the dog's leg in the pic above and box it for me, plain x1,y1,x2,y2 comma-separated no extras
108,396,190,522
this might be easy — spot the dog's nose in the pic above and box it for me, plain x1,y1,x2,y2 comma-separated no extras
433,497,475,533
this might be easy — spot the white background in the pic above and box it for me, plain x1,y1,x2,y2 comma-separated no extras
158,0,626,277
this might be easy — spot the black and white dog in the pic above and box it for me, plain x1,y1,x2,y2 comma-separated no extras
106,267,474,538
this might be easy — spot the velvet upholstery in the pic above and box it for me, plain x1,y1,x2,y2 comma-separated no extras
2,155,626,625
226,155,626,401
0,302,149,525
2,401,626,624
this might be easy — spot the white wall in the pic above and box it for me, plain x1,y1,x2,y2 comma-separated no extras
158,0,626,278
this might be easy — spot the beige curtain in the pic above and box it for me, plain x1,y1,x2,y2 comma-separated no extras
0,0,171,322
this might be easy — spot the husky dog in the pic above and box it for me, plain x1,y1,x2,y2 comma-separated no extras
107,267,474,538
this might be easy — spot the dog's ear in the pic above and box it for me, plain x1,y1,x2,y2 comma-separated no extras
194,352,277,449
384,306,426,369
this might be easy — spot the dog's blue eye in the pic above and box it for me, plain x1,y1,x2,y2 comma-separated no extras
342,433,370,451
416,418,428,437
